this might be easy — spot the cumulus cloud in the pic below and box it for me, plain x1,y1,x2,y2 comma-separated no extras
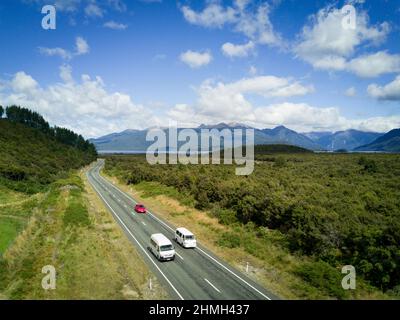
0,66,161,138
75,37,90,55
103,21,128,30
367,75,400,101
185,76,313,119
166,75,399,132
181,3,236,28
294,5,392,77
180,50,212,68
221,41,254,57
347,51,400,78
39,37,90,60
181,0,282,48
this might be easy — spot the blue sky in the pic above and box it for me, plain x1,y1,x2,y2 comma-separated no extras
0,0,399,138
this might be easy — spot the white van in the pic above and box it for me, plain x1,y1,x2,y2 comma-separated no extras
150,233,175,261
175,227,197,248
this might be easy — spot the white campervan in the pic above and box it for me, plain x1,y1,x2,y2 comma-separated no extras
150,233,175,261
175,227,197,248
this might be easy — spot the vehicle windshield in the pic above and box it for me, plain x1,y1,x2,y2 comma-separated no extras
160,244,174,251
185,235,195,240
138,205,144,208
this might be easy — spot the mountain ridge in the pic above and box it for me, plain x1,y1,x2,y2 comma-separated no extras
91,124,397,153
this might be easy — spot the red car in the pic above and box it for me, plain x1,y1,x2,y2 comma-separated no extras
134,204,147,213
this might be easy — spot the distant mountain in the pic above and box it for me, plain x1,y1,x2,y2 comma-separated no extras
91,124,322,152
315,129,383,151
355,129,400,152
260,126,322,150
89,129,150,152
91,124,396,153
198,122,252,129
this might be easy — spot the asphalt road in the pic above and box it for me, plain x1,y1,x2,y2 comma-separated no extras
86,160,279,300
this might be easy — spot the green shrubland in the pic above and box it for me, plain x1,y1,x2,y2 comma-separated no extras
0,106,97,193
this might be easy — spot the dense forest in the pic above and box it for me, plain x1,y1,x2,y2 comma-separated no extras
104,153,400,296
0,105,97,193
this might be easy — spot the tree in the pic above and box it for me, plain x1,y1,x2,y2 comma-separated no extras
0,105,3,118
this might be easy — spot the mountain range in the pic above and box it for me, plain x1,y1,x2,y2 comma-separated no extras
90,123,400,153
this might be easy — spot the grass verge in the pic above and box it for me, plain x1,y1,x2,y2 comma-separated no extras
0,167,167,299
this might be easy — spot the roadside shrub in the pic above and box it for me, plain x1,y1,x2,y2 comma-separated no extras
214,207,237,225
217,232,241,249
295,261,349,299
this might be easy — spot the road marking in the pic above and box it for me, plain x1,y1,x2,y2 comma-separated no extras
141,221,146,226
204,278,221,293
87,173,184,301
94,166,272,300
175,252,184,260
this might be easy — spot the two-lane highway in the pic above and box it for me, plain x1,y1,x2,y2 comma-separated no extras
87,160,278,300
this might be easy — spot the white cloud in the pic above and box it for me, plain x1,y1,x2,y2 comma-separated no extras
221,41,254,57
75,37,90,55
180,50,212,68
345,87,356,97
103,21,128,30
85,2,104,17
166,75,399,132
347,51,400,78
39,37,89,60
181,1,282,48
181,3,236,28
0,66,161,138
168,75,314,126
368,75,400,101
38,47,72,60
294,5,391,77
11,72,38,93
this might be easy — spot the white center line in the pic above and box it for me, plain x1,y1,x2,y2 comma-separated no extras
176,252,184,260
141,221,146,226
204,278,221,293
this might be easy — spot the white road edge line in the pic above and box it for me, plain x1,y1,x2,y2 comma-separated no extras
96,164,272,300
87,172,185,301
204,278,221,293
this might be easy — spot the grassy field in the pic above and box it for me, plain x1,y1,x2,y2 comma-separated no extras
104,153,400,299
0,168,167,300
